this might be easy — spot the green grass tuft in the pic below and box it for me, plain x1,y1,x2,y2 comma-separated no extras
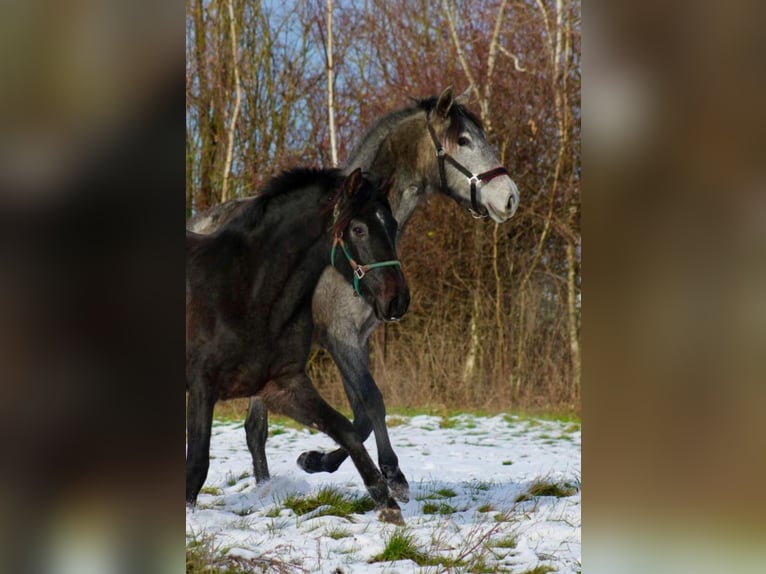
467,479,492,491
493,534,518,549
416,486,457,501
199,486,222,496
370,529,464,568
439,416,459,429
467,557,511,573
515,478,579,502
324,526,353,540
422,502,457,515
435,487,457,498
370,529,428,564
281,486,374,520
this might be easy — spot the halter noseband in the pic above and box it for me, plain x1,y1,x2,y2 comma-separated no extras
331,234,401,297
426,114,510,219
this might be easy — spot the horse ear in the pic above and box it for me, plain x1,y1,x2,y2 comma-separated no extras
436,85,455,118
454,85,471,106
383,173,396,199
344,168,363,198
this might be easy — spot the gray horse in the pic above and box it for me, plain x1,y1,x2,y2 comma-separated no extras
187,86,519,502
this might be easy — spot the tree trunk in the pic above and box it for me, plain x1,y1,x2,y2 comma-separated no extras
325,0,338,166
221,0,242,203
566,241,580,401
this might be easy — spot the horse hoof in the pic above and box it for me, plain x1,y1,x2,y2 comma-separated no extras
377,507,405,525
297,450,324,474
387,480,410,503
383,468,410,503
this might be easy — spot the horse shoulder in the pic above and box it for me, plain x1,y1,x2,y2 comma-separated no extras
312,266,376,348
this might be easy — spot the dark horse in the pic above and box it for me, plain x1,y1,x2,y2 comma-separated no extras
188,86,519,502
186,168,409,523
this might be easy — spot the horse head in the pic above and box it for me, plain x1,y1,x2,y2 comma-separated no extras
331,169,410,322
424,86,520,223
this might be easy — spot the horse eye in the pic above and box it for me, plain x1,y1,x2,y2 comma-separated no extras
458,136,470,146
352,225,365,236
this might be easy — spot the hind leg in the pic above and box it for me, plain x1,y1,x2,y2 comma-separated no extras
186,381,216,505
262,373,403,524
244,396,270,484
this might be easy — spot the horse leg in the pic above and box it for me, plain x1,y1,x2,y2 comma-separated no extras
263,373,403,524
186,381,216,505
244,396,270,484
298,338,410,502
296,372,372,473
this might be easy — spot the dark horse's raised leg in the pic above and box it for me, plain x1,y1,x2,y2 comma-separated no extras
263,373,403,524
245,343,409,501
186,381,216,505
299,338,409,502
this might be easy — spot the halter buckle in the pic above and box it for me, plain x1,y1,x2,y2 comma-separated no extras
436,147,446,157
354,266,366,280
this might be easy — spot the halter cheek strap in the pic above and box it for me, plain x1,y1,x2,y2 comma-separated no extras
426,117,510,219
331,234,402,296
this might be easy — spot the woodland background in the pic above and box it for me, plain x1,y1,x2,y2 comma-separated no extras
186,0,581,414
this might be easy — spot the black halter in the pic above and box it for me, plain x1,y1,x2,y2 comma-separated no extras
426,115,510,219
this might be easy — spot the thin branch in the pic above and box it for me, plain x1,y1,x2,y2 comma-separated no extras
482,0,509,133
440,0,481,103
485,0,508,89
534,0,555,68
498,45,527,72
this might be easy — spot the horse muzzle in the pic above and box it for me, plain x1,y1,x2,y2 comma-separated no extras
484,176,520,223
371,275,410,322
381,289,410,322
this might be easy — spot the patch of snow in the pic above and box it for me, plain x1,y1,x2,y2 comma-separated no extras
187,414,581,573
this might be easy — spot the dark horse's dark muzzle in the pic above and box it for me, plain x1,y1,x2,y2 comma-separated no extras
383,284,410,322
331,234,409,321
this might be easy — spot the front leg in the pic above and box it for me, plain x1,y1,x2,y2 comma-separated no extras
297,337,409,502
262,373,402,524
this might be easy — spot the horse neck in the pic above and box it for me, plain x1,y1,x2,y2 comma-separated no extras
241,187,330,255
345,109,435,234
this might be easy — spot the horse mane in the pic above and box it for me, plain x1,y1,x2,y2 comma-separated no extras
345,95,485,169
227,167,344,231
223,167,380,238
414,96,485,146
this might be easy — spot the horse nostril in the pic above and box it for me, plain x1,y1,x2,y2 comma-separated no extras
507,187,519,215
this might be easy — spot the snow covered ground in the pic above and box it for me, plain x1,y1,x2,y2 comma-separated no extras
186,414,581,573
